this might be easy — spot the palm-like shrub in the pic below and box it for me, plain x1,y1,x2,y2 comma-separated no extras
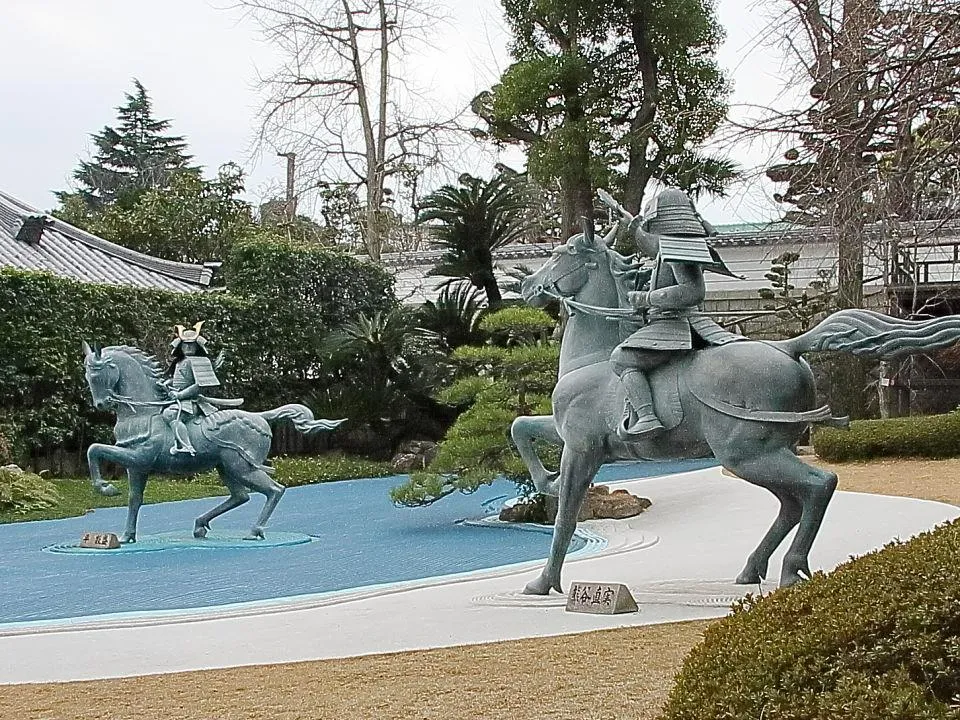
317,309,449,438
418,173,532,310
416,283,486,350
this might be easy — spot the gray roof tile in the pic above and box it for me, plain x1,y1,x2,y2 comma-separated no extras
0,189,212,292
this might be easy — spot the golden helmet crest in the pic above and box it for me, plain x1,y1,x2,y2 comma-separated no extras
170,321,209,350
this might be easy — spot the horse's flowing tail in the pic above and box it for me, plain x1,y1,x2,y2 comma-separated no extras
259,404,346,434
773,309,960,360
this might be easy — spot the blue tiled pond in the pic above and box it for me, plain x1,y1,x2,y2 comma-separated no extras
0,459,716,625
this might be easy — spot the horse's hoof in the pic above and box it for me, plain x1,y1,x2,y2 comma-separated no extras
779,572,805,588
244,528,265,541
193,521,209,539
533,472,560,497
523,575,556,595
736,561,766,585
118,534,136,544
97,483,120,497
780,556,811,588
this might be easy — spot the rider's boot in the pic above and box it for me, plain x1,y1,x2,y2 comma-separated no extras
617,369,664,440
170,421,197,456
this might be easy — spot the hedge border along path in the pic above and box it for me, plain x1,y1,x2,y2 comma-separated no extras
663,510,960,718
1,457,958,720
813,411,960,462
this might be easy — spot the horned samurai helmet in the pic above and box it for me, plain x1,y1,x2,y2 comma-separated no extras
640,188,717,238
170,321,209,353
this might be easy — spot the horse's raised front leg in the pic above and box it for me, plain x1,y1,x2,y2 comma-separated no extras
510,415,562,496
119,469,148,544
193,469,250,539
524,444,602,595
86,443,143,497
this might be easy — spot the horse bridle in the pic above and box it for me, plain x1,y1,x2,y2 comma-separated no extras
536,285,638,320
535,254,638,321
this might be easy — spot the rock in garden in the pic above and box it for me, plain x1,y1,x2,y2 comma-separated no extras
499,485,651,523
391,440,438,472
579,485,651,521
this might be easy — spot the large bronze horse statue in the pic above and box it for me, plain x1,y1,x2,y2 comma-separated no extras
511,222,960,594
83,343,343,542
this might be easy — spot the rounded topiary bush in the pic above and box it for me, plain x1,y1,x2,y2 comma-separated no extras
0,465,61,515
478,306,555,345
660,519,960,720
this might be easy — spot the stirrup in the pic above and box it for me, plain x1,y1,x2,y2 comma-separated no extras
170,445,197,456
617,410,664,441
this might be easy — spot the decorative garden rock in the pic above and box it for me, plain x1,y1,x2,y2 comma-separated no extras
498,485,650,523
391,440,438,472
511,187,960,595
82,326,345,543
578,485,652,521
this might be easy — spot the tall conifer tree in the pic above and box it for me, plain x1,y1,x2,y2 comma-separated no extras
58,79,197,211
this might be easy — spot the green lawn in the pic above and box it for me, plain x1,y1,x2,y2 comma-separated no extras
0,478,225,525
0,454,397,525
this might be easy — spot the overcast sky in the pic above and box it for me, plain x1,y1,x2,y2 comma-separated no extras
0,0,794,225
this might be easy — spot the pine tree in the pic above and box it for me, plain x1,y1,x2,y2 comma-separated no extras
58,79,197,211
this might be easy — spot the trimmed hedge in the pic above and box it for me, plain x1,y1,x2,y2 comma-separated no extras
0,239,395,461
223,239,396,405
271,454,395,486
196,453,396,488
660,519,960,720
814,411,960,461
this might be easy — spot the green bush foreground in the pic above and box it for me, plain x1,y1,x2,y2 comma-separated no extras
814,411,960,461
661,519,960,720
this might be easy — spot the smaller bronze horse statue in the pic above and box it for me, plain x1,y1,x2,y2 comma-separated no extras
83,342,344,542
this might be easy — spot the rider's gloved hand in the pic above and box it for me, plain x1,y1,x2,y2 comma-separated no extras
628,291,649,310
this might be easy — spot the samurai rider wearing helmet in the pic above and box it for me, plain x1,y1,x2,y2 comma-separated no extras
611,188,744,440
163,322,243,455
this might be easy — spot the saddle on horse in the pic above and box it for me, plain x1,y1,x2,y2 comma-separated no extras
615,310,744,440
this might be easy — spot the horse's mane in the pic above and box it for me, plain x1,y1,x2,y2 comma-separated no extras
567,230,646,312
105,345,167,400
607,249,644,309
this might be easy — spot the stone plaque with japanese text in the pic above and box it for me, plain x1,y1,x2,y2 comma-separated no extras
79,532,120,550
565,582,638,615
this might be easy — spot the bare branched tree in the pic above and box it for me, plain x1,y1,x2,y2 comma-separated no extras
731,0,960,418
740,0,960,310
237,0,459,261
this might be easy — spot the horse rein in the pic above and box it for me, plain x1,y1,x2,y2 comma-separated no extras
105,390,179,413
535,284,638,321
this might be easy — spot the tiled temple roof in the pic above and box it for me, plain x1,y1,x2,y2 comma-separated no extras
0,190,213,292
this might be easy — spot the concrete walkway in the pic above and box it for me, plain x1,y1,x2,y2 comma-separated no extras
1,467,956,684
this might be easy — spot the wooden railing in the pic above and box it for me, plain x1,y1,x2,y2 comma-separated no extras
888,239,960,288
